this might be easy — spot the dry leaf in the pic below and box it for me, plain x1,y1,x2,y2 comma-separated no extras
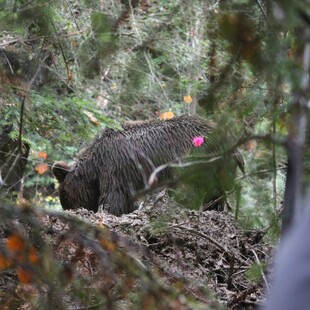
68,71,74,81
7,233,24,253
0,255,12,269
100,238,117,252
28,247,39,264
83,110,99,125
159,111,174,120
183,95,193,104
38,151,47,159
17,267,33,284
35,163,49,175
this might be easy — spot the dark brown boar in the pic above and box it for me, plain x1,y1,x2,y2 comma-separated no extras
52,115,241,216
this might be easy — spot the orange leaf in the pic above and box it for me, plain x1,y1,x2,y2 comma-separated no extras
68,71,74,81
28,247,39,264
142,294,155,309
83,111,99,125
70,40,77,48
159,111,174,120
64,265,73,284
100,238,116,252
7,233,24,253
245,140,257,153
17,267,33,284
0,255,12,269
16,197,31,208
38,151,47,159
35,163,49,175
183,95,193,104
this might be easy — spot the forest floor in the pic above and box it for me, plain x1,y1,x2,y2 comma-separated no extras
0,194,271,309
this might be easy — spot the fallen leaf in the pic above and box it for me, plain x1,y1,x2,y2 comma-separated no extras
0,255,12,269
38,151,47,159
7,233,24,253
17,267,33,284
83,110,99,125
159,111,174,120
35,163,49,175
183,95,193,104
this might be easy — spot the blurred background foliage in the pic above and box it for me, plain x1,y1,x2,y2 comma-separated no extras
0,0,306,240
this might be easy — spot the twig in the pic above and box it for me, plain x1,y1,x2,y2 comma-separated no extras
251,249,270,294
272,115,277,213
0,31,85,48
63,0,81,33
203,195,225,210
227,253,235,290
1,49,14,73
255,0,268,22
2,148,21,186
49,18,71,82
148,157,221,187
236,166,286,182
18,95,26,154
227,284,258,307
172,226,251,267
239,299,265,307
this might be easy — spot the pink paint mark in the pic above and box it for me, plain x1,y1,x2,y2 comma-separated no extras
192,136,204,147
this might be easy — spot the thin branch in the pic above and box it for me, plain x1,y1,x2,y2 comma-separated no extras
172,225,252,267
0,31,85,48
147,156,221,187
227,253,235,290
236,166,286,182
2,149,21,186
26,42,51,90
1,50,14,73
18,95,26,154
227,285,260,308
255,0,268,22
251,249,270,294
63,0,81,33
49,18,70,82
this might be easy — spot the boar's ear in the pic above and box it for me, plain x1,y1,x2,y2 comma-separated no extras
52,161,70,183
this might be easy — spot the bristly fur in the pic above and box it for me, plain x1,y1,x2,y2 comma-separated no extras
52,115,233,216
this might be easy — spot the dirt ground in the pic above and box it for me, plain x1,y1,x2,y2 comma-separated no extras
0,194,272,309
